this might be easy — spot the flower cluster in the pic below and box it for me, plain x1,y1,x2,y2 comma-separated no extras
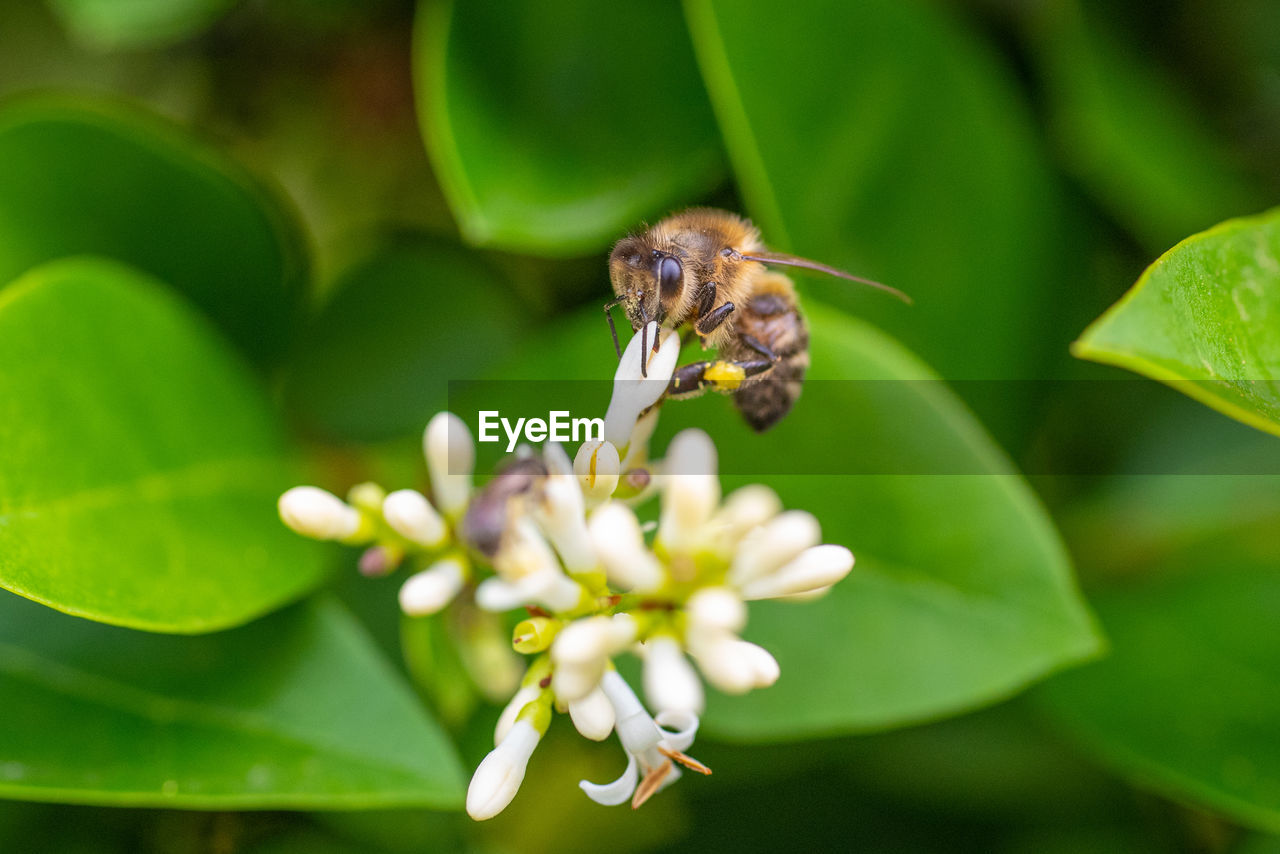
278,322,854,819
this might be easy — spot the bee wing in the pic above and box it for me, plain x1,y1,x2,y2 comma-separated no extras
739,250,912,304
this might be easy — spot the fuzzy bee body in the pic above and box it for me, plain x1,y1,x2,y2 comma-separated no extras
607,208,904,432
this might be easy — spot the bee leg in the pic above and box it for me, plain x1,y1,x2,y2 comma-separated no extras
696,281,718,317
695,301,736,337
602,296,627,359
739,333,779,363
668,357,773,398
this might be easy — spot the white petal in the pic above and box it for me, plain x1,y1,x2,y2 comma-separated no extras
685,587,747,635
688,632,756,694
603,323,679,448
574,439,621,503
579,753,638,806
493,517,561,579
739,641,780,688
493,684,541,746
707,485,781,553
568,686,616,741
643,636,705,715
657,429,720,552
382,489,447,548
587,502,665,592
534,474,595,572
397,557,465,616
655,709,700,752
474,577,526,612
619,406,662,470
466,719,540,820
738,544,854,600
278,486,360,540
543,441,573,476
425,412,474,516
728,510,820,588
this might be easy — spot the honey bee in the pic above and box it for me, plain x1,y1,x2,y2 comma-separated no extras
604,208,909,431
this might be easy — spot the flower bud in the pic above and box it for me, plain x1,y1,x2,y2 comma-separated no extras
467,719,541,820
657,429,720,553
643,635,705,715
568,685,616,741
493,683,542,746
550,616,636,702
685,587,747,636
574,439,620,503
425,412,474,517
512,616,562,653
587,502,665,592
727,510,820,587
398,557,466,616
534,474,595,572
689,634,777,694
708,485,781,552
382,489,448,548
738,545,854,601
278,486,361,541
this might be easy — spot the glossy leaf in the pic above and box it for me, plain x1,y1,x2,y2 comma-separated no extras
0,96,306,366
1036,565,1280,832
684,0,1065,379
414,0,724,255
690,301,1101,737
0,257,326,633
1073,208,1280,437
46,0,238,50
1025,0,1266,252
283,238,522,441
0,592,464,809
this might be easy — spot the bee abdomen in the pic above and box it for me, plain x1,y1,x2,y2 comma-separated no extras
729,287,809,432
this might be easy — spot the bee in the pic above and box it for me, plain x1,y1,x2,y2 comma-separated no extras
604,208,909,432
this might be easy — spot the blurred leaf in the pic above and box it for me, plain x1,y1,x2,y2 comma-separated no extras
0,592,464,810
1026,0,1267,253
0,96,307,366
0,257,325,633
283,238,522,441
1036,565,1280,833
414,0,724,256
684,0,1065,379
690,301,1101,736
1073,208,1280,437
46,0,238,51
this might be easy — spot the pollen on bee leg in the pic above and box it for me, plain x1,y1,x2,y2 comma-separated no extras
631,760,673,810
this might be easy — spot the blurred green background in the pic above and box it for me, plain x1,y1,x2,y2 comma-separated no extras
1,0,1279,851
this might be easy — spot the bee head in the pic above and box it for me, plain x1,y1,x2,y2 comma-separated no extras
608,234,685,328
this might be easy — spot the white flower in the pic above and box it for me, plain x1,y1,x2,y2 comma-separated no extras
579,671,709,808
550,614,637,702
382,489,447,548
477,518,584,613
587,501,665,592
643,635,704,716
467,718,542,820
493,683,542,746
686,633,779,694
603,321,679,449
568,685,616,741
657,429,720,554
736,543,854,601
533,473,595,573
398,556,466,616
425,411,474,518
277,486,361,541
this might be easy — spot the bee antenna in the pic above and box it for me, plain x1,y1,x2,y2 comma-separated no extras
740,251,912,304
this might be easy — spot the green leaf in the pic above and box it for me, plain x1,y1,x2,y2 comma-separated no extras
0,257,326,633
686,301,1101,737
283,238,523,442
1036,564,1280,833
0,96,307,366
1073,208,1280,437
46,0,238,51
414,0,724,255
1025,0,1266,253
0,591,464,809
684,0,1066,379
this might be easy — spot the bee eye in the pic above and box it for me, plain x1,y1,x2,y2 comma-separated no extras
658,255,683,299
